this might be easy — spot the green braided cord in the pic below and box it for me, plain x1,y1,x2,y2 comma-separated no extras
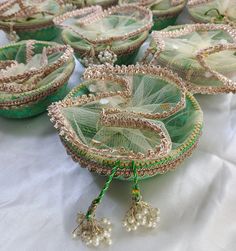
131,161,141,202
86,161,120,220
204,8,224,20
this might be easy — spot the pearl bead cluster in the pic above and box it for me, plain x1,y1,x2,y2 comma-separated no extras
98,50,117,65
82,57,95,67
82,50,118,67
122,200,160,231
72,213,112,247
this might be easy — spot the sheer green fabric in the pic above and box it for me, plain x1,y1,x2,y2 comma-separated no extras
188,0,236,24
62,75,201,156
119,0,186,30
147,26,236,91
61,11,149,43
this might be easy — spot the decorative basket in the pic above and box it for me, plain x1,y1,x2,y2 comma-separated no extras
0,40,74,118
68,0,118,8
0,0,73,41
119,0,187,30
141,24,236,94
48,64,202,246
54,5,153,66
187,0,236,28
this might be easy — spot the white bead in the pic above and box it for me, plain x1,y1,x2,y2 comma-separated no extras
152,222,157,228
128,217,135,224
104,231,111,238
136,213,142,220
107,239,112,245
126,227,131,232
143,209,148,215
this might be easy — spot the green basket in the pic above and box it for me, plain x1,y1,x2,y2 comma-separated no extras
141,24,236,94
119,0,187,30
54,5,152,67
0,0,72,41
48,65,203,180
0,40,75,119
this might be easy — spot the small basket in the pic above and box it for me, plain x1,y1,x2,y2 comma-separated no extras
187,0,236,29
119,0,187,30
0,40,75,118
54,5,153,66
141,23,236,94
48,64,203,180
0,0,73,41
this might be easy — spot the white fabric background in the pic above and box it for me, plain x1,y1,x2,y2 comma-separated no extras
0,9,236,251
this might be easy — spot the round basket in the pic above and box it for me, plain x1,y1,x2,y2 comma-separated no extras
54,5,153,66
119,0,186,30
187,0,236,28
48,64,203,180
0,0,73,41
0,40,75,118
141,24,236,94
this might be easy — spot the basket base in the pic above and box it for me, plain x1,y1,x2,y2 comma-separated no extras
0,84,69,119
16,26,61,42
152,16,177,31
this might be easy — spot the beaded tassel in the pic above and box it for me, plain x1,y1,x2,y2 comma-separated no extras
122,161,160,231
72,162,120,247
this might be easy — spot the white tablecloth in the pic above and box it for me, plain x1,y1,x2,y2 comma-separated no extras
0,10,236,251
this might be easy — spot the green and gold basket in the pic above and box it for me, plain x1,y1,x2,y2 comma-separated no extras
0,40,74,119
54,5,153,66
0,0,73,41
119,0,187,30
68,0,118,8
48,64,203,246
187,0,236,28
142,24,236,94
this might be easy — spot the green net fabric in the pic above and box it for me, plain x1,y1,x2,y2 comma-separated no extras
188,0,236,27
142,24,236,94
0,40,74,118
0,0,72,41
119,0,186,30
48,65,203,180
55,5,152,66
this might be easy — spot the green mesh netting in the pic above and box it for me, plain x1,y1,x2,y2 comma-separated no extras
188,0,236,24
61,75,201,157
59,8,150,43
119,0,185,11
204,48,236,83
146,26,236,91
